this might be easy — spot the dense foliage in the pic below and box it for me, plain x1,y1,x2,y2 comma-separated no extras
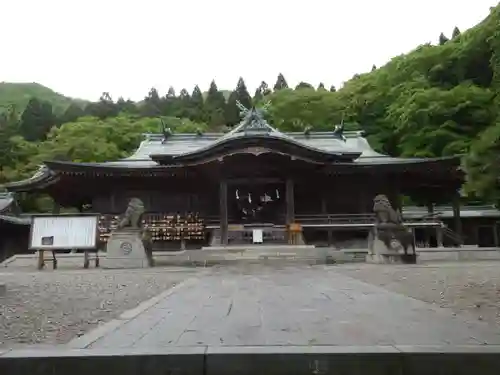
2,6,500,208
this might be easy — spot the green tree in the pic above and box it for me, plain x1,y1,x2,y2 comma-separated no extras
452,26,461,39
463,122,500,202
439,32,449,45
224,91,240,127
329,85,336,92
18,98,56,141
225,77,253,126
253,81,271,103
235,77,252,108
189,85,205,122
204,80,226,127
273,73,288,91
84,92,119,119
58,103,85,124
317,82,326,91
116,97,137,114
295,82,314,90
140,87,162,117
0,105,20,182
267,88,346,131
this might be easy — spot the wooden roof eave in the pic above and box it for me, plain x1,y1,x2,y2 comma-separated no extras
42,161,187,178
3,166,59,192
151,135,361,165
324,156,463,175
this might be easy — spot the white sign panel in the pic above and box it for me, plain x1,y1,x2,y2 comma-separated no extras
252,229,263,244
30,215,98,250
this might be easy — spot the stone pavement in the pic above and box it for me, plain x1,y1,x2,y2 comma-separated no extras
70,265,500,349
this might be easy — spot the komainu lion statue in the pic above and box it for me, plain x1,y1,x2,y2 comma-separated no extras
370,194,415,255
118,198,145,229
116,198,154,266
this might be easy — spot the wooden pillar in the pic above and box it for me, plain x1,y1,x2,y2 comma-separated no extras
37,251,44,270
452,192,462,242
219,180,228,246
321,195,333,246
492,223,500,248
426,202,434,215
111,194,116,213
286,178,295,224
286,179,295,245
426,202,433,247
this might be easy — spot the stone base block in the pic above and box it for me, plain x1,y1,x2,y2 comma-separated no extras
366,253,417,264
0,283,6,296
101,230,150,269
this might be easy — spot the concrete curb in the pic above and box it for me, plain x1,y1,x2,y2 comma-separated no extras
67,275,203,349
2,345,500,375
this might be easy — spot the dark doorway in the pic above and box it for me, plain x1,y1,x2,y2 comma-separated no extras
228,182,285,224
477,225,495,247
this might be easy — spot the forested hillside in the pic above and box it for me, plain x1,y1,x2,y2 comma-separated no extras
1,5,500,210
0,82,87,114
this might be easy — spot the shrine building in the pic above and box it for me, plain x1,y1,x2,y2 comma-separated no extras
4,105,476,250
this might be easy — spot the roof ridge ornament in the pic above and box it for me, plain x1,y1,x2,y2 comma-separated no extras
160,117,173,143
231,100,275,134
333,116,347,142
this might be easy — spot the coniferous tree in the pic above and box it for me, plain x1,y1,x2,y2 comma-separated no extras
253,81,271,103
166,86,176,99
179,88,190,100
84,92,119,119
452,26,461,38
260,81,271,96
439,32,449,45
329,85,336,92
176,89,191,118
225,77,253,126
273,73,288,91
141,87,162,117
317,82,326,90
18,98,56,141
253,88,263,103
225,91,240,127
189,85,204,122
371,65,377,72
235,77,252,109
205,80,226,127
116,97,137,114
162,86,179,116
59,103,85,124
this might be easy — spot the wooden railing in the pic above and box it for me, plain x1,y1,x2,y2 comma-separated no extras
205,212,445,229
295,213,443,225
295,213,374,225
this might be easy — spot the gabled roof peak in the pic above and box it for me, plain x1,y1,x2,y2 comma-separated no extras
227,101,279,136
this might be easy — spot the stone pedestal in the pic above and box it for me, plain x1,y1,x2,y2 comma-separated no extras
102,229,150,269
366,235,417,264
0,283,6,297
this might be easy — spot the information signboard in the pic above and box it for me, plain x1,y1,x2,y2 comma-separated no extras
30,215,99,250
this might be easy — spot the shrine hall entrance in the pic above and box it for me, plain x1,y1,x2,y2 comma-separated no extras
228,181,286,225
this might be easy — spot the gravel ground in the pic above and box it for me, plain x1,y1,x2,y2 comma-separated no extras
335,261,500,327
0,267,200,349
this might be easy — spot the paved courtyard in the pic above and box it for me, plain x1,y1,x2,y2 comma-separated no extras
70,264,500,349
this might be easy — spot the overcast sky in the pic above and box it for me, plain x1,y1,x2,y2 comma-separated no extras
0,0,497,101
